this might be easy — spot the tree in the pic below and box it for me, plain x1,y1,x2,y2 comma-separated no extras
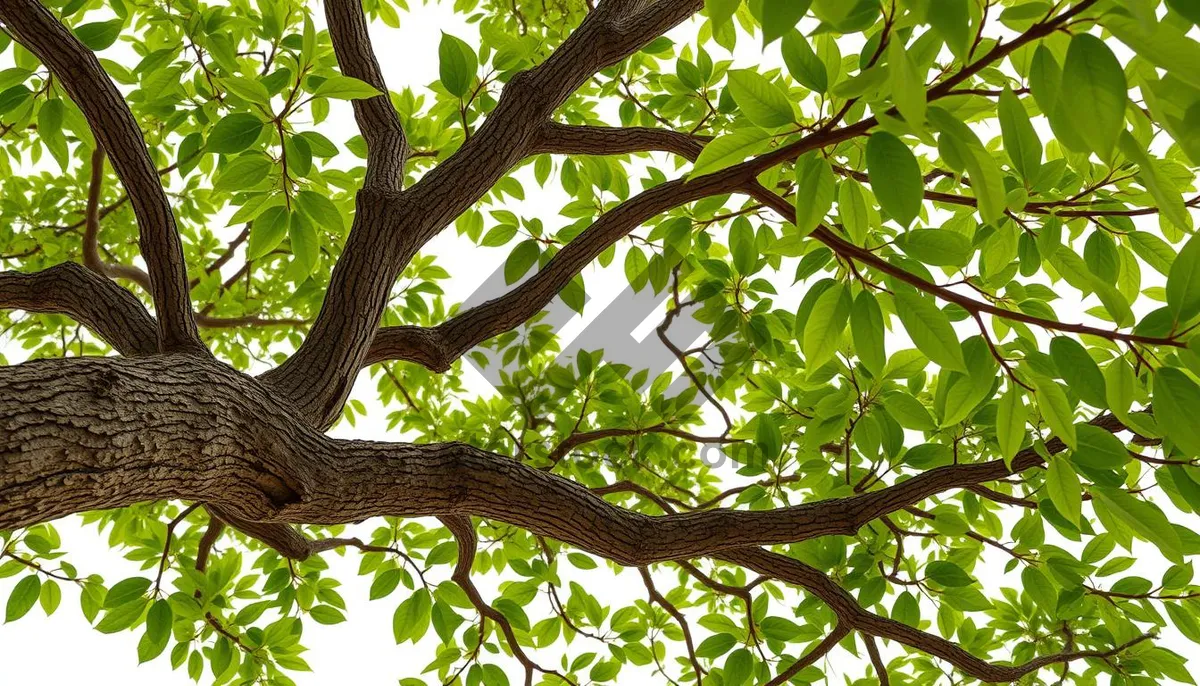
2,0,1200,682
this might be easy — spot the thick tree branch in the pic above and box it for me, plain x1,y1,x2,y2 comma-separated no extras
323,0,408,192
0,356,1127,566
0,263,158,355
0,0,201,353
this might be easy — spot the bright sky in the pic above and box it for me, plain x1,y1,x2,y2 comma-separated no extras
1,3,1196,685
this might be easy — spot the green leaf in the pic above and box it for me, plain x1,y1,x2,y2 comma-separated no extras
1092,486,1184,564
104,577,151,609
729,220,757,275
1155,368,1200,457
761,0,811,46
505,240,540,285
438,33,477,98
995,385,1025,464
222,76,271,105
1033,378,1075,450
288,212,319,278
926,0,971,59
1102,14,1200,91
0,86,30,115
1129,231,1175,277
38,579,60,615
723,648,753,686
1060,34,1127,159
755,415,783,461
75,20,124,51
1167,235,1200,324
884,391,936,431
802,282,851,369
706,0,741,28
865,132,922,228
296,190,344,233
1046,457,1082,526
850,290,885,377
893,289,966,372
1118,132,1191,233
247,206,290,260
887,39,925,127
726,70,794,128
312,75,382,101
1074,424,1129,471
208,114,265,155
214,155,272,192
794,152,834,236
781,31,827,93
897,228,972,268
393,589,432,644
838,179,869,245
926,560,973,587
310,605,346,625
1048,337,1106,409
6,576,40,622
690,128,771,177
998,87,1041,181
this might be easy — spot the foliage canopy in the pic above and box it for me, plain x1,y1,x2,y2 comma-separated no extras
3,0,1200,684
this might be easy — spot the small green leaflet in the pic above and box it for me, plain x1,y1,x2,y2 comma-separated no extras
926,561,974,588
690,128,771,177
75,20,124,51
726,70,794,128
781,31,827,93
1092,486,1184,564
312,75,382,101
892,288,966,372
883,391,936,431
755,415,783,461
850,290,886,377
1118,132,1191,233
247,206,290,260
208,114,265,155
706,0,741,28
438,33,477,98
1048,337,1107,409
998,87,1041,182
1167,234,1200,324
1074,424,1129,470
887,39,925,128
760,0,812,46
5,576,40,622
865,132,922,228
995,384,1025,465
802,282,851,370
1046,457,1082,526
729,219,757,275
1033,377,1076,450
926,0,971,59
1060,34,1127,160
1154,368,1200,457
897,228,972,268
838,179,869,244
794,152,834,236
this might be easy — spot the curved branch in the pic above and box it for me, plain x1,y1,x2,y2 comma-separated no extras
263,0,705,429
324,0,407,192
720,547,1152,683
0,262,158,355
0,0,201,353
0,355,1128,567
